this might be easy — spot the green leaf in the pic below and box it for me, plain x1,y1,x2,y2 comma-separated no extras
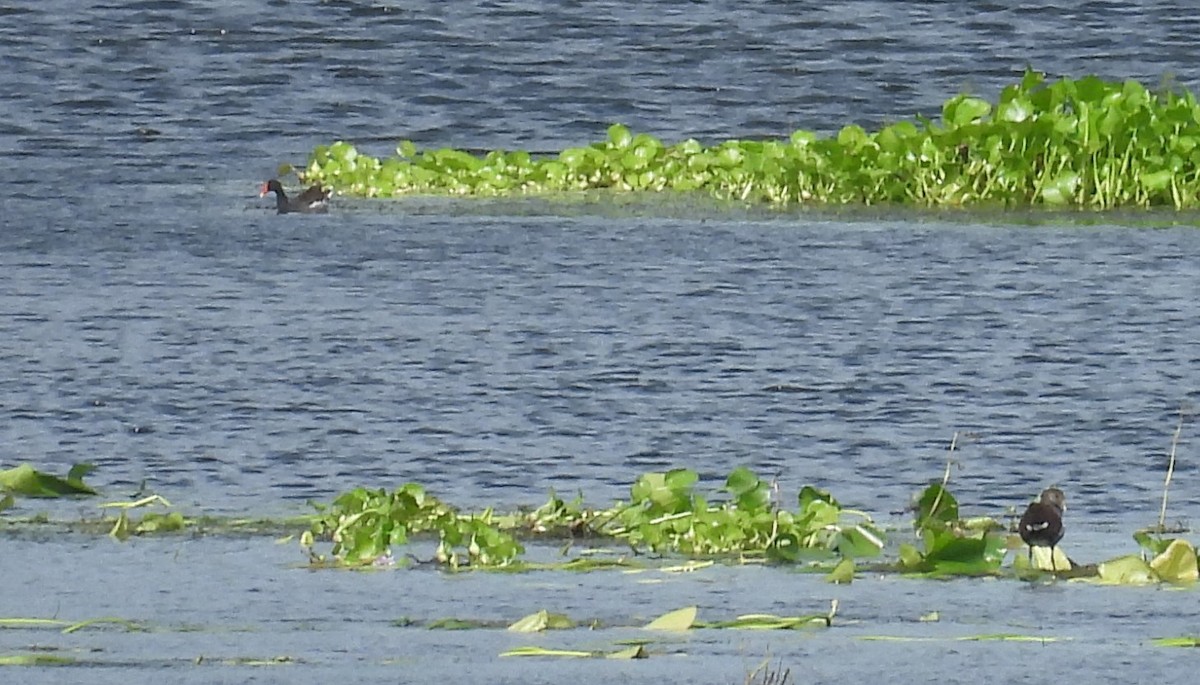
0,463,97,497
396,140,417,158
724,466,759,495
607,123,633,150
644,606,697,631
1152,637,1200,648
913,484,958,528
1040,171,1081,205
328,140,358,164
725,467,770,513
826,557,854,584
1026,545,1071,572
500,646,594,658
606,645,648,659
508,610,549,633
996,97,1033,123
427,618,487,630
835,525,885,558
943,95,992,127
836,124,871,149
957,633,1061,642
1141,169,1174,192
1150,539,1198,584
1096,555,1157,585
1134,531,1173,556
898,543,923,569
704,612,831,630
0,654,76,666
920,530,1002,575
60,617,145,634
67,463,96,486
798,485,838,510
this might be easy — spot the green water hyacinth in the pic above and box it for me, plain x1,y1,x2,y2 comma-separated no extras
301,71,1200,209
602,468,885,559
302,483,525,568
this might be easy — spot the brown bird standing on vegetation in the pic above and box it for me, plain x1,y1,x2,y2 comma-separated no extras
259,179,331,214
1019,487,1066,572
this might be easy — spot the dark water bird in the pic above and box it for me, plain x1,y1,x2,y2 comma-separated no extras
259,179,331,214
1018,487,1066,572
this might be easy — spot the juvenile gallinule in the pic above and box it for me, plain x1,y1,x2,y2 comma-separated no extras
1018,487,1066,572
259,179,331,214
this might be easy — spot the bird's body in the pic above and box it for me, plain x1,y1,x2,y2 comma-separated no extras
1018,487,1066,572
259,179,331,214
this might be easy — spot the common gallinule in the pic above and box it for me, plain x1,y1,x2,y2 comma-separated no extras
1018,487,1066,572
259,179,331,214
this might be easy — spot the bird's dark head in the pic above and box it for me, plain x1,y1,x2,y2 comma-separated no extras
1039,487,1066,513
259,179,283,197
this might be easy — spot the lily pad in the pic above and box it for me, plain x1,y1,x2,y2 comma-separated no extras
644,605,696,631
507,610,574,633
0,653,75,666
500,646,593,658
0,463,97,497
826,557,854,584
1149,539,1198,584
1152,636,1200,648
1096,555,1157,585
702,612,832,630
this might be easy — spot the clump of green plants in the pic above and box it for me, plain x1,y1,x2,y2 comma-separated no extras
298,70,1200,209
301,483,524,568
601,467,884,561
899,483,1007,576
103,495,184,540
893,434,1007,576
301,467,883,569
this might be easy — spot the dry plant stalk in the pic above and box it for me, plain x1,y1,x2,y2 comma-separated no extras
922,431,960,528
1157,407,1188,532
745,658,792,685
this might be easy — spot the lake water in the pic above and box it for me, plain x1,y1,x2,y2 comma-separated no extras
2,1,1199,682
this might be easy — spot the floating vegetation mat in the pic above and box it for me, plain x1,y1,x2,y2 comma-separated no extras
299,70,1200,210
3,464,1196,584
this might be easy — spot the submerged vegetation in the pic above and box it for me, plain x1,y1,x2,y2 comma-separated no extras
299,71,1200,210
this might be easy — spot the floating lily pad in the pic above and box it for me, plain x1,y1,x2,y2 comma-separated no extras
1096,555,1157,585
826,557,854,584
1149,539,1198,584
507,610,575,633
644,606,696,631
1152,636,1200,648
500,645,645,659
0,653,76,666
0,463,97,497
